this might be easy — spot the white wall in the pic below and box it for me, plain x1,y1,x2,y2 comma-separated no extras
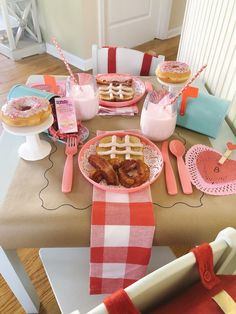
37,0,98,70
168,0,186,34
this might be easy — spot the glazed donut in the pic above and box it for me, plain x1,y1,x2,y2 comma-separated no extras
0,96,52,127
117,159,150,188
156,61,191,84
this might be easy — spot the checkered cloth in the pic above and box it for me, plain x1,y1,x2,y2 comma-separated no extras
90,184,155,294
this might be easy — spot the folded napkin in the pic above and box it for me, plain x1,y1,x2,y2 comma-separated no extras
89,130,155,294
98,104,139,116
90,186,155,294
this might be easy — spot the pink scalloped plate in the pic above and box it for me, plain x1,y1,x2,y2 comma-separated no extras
185,144,236,195
96,73,146,108
78,131,163,193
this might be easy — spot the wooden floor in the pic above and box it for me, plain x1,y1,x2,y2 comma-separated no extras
0,36,183,314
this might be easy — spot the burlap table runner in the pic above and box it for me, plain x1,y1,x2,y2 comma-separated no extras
1,77,235,248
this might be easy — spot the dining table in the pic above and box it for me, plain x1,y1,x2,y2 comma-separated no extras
0,75,235,313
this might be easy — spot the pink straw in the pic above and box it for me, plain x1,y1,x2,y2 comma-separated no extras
170,64,207,104
52,37,79,85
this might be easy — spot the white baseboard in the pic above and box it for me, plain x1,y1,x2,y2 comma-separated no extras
0,41,45,60
167,26,182,39
45,43,92,71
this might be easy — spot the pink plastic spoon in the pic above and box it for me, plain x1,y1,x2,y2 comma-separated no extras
169,140,193,194
162,141,177,195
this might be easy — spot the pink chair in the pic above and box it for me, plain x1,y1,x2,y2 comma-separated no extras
92,44,165,76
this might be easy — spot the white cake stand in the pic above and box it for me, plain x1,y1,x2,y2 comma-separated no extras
3,114,54,161
157,77,186,95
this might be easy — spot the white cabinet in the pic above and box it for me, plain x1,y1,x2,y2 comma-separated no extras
0,0,45,60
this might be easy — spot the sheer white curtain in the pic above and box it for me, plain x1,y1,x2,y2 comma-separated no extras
177,0,236,132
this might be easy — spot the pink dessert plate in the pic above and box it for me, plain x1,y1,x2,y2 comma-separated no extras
185,144,236,195
96,73,146,108
78,131,163,193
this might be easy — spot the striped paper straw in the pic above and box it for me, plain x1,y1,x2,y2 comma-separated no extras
52,37,79,85
170,64,207,104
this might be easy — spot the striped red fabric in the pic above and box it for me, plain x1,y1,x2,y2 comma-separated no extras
103,289,140,314
107,47,117,73
140,53,154,76
191,243,222,295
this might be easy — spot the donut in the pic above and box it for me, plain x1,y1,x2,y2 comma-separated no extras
0,96,52,127
156,61,191,83
117,159,150,188
88,154,150,188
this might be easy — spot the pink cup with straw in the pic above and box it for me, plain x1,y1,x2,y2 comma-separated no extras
140,90,177,141
66,73,99,121
52,37,99,121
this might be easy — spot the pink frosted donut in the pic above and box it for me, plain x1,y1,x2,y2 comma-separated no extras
0,96,51,127
156,61,191,83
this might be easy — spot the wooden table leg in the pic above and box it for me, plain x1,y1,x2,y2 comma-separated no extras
0,247,40,313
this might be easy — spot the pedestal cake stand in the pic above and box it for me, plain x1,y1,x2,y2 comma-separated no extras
157,77,185,95
3,114,54,161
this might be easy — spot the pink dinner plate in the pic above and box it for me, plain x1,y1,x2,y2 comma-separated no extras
96,73,146,108
78,131,163,193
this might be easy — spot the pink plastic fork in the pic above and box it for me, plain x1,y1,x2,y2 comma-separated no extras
62,136,78,193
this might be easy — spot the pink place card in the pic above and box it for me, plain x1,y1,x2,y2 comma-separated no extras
55,98,78,134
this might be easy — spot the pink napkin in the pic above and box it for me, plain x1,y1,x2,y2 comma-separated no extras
89,130,155,294
98,104,139,116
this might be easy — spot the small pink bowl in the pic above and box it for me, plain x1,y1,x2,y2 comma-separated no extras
78,131,163,193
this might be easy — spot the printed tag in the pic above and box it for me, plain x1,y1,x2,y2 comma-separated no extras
55,98,78,134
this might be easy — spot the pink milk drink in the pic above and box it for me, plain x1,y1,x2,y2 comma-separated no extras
66,73,99,121
140,90,177,141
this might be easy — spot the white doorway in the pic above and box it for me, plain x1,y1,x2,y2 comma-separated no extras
97,0,186,47
98,0,161,47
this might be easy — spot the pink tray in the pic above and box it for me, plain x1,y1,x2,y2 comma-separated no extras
78,131,163,193
97,74,146,108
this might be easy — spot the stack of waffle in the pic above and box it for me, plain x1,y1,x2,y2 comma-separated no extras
96,134,144,160
97,78,138,116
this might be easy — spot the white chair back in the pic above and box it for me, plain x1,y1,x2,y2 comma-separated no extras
92,44,165,76
88,227,236,314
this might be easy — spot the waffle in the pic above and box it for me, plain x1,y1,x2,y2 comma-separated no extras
96,135,144,160
98,83,134,102
96,78,133,87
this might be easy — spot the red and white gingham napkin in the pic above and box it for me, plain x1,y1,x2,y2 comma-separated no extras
89,131,155,295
